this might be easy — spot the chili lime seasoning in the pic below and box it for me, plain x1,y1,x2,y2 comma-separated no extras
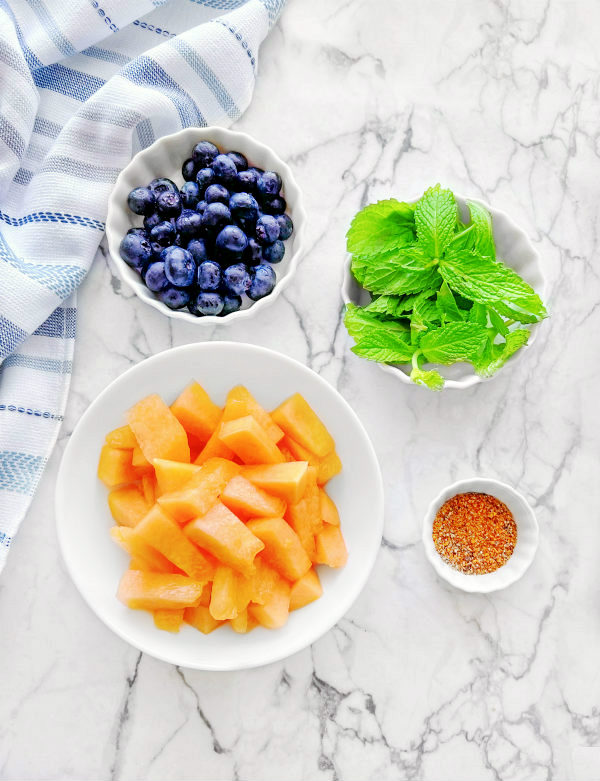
432,492,517,575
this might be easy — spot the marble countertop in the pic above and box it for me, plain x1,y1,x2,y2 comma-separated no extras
2,0,599,779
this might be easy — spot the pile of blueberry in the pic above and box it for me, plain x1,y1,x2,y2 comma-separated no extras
118,140,294,317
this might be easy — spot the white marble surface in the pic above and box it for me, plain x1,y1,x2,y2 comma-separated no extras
1,0,599,779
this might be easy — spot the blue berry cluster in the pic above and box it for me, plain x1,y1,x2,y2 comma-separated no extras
119,140,294,317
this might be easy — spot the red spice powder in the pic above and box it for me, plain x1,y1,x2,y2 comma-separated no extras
432,492,517,575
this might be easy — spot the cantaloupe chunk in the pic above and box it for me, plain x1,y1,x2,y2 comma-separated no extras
132,445,152,471
249,578,291,629
285,467,322,559
98,446,143,487
197,581,212,607
110,526,177,572
187,434,206,463
219,416,284,465
108,484,151,527
280,436,342,485
170,382,221,443
154,608,184,632
184,605,223,634
222,386,284,443
318,449,342,485
230,609,258,634
129,556,152,570
194,420,237,464
241,461,309,505
209,566,242,620
247,517,311,581
106,425,137,449
221,475,286,520
141,474,156,505
315,525,348,568
319,488,340,526
184,501,264,575
128,393,190,464
133,505,215,581
157,457,240,523
153,459,202,494
117,570,205,610
250,558,280,605
271,393,334,458
290,568,323,610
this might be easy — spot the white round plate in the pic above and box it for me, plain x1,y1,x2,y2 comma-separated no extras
56,343,383,670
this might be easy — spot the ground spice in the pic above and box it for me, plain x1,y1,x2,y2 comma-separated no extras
432,492,517,575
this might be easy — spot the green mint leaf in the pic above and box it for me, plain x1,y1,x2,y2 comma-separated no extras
436,281,464,322
414,184,458,258
410,366,445,390
344,304,415,364
469,302,488,325
475,329,530,377
351,337,415,364
487,307,509,336
361,246,442,295
412,296,441,325
344,303,409,341
364,288,439,319
420,322,488,365
350,254,370,286
492,299,545,325
346,199,416,257
466,201,496,259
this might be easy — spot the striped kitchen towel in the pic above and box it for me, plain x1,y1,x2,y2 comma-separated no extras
0,0,285,572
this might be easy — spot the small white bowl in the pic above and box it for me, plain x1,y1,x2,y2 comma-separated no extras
341,194,546,389
55,342,384,670
106,127,306,324
422,477,539,593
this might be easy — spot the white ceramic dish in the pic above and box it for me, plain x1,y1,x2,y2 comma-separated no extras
341,195,546,389
55,343,384,670
422,477,539,593
106,127,306,325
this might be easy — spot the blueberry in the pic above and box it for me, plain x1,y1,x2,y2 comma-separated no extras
255,214,280,245
187,238,209,264
127,187,155,216
195,167,215,194
156,190,182,219
127,227,148,239
205,183,230,204
149,177,178,196
176,208,203,241
143,212,162,231
227,151,248,171
221,294,242,316
248,166,264,177
262,195,286,215
247,263,276,300
243,237,264,266
197,260,221,291
276,213,294,240
196,200,207,215
181,181,201,209
190,291,224,317
201,202,231,233
223,262,251,295
149,221,176,248
119,233,152,271
211,153,237,185
158,286,190,310
192,140,219,167
182,158,197,182
215,225,248,262
143,260,169,292
234,168,260,193
229,191,259,224
161,246,196,288
263,239,285,263
257,171,282,197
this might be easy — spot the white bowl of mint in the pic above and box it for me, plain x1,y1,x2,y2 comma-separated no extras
341,185,547,390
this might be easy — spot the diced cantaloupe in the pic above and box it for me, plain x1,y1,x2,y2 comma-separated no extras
246,517,311,581
184,605,224,634
220,475,286,520
289,568,323,610
98,446,143,487
153,459,202,494
250,558,280,605
108,484,151,527
132,505,215,581
170,382,222,443
129,556,151,570
249,578,291,629
187,434,206,463
110,526,177,572
222,386,284,443
117,570,205,610
157,457,240,523
315,525,348,568
241,461,309,505
230,609,258,634
184,501,264,575
106,425,137,449
153,608,184,632
271,393,334,458
194,420,237,464
280,436,342,485
319,488,340,526
209,566,240,620
132,445,152,471
128,394,190,464
317,449,342,485
285,466,322,559
219,416,285,465
141,474,156,505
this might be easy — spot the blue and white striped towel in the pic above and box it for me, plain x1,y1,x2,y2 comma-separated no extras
0,0,285,572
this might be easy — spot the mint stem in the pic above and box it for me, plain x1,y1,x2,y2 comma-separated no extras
448,223,475,245
411,350,422,370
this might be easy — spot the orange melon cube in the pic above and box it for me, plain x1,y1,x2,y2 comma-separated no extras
197,581,212,607
222,386,284,443
319,488,340,526
317,449,342,484
105,425,137,449
221,475,286,520
133,505,214,581
184,501,264,575
271,393,334,458
141,474,156,505
290,568,323,610
246,517,311,581
241,461,309,505
157,457,240,523
230,609,258,634
128,393,190,464
280,436,342,485
132,445,152,470
187,434,206,463
183,605,223,634
285,467,322,559
250,558,280,605
153,608,184,632
129,556,151,570
170,381,221,442
218,416,284,465
249,578,291,629
107,484,151,527
98,446,142,487
209,566,241,620
117,570,205,610
153,459,201,494
315,525,348,568
194,420,237,464
110,526,177,572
